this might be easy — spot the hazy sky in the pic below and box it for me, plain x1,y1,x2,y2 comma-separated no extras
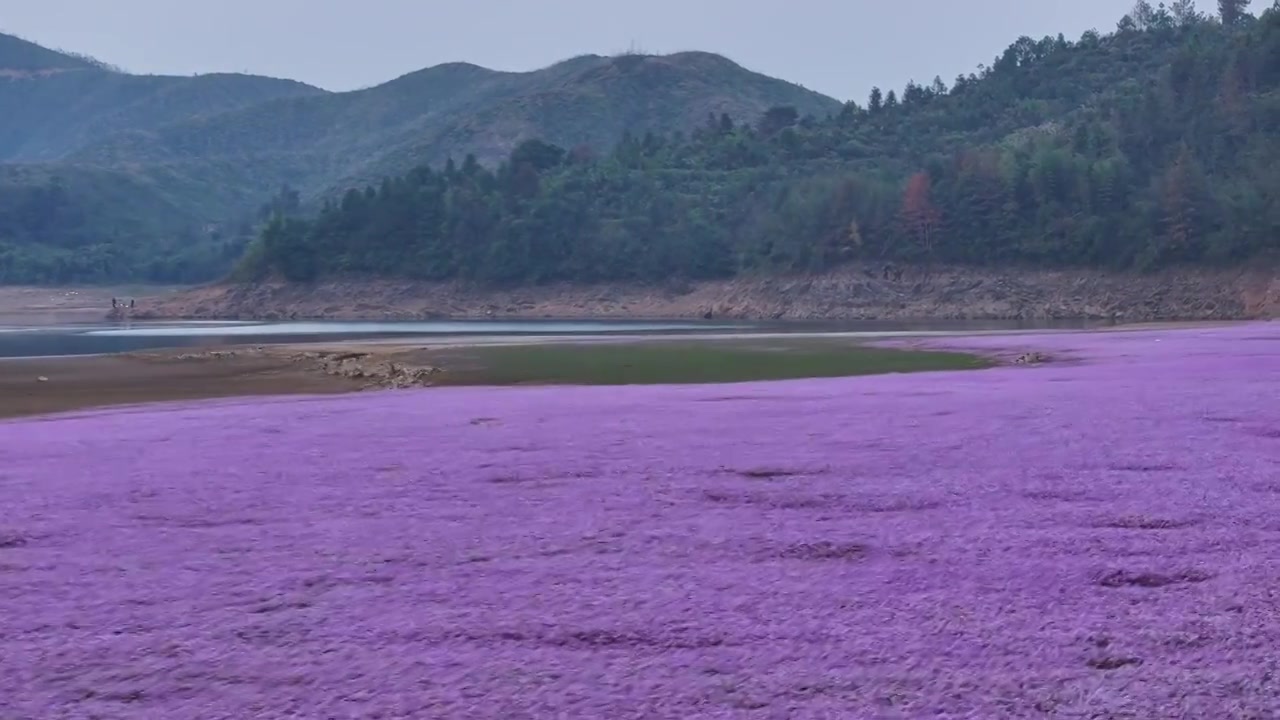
0,1,1261,101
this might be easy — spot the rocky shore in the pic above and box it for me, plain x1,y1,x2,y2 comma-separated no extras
132,265,1280,323
171,347,443,390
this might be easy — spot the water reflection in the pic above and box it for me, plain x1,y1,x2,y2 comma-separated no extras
0,318,1103,359
0,320,739,358
82,320,736,337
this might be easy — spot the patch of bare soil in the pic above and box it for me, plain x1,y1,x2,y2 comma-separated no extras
134,265,1279,322
0,351,362,421
0,340,460,420
0,286,185,326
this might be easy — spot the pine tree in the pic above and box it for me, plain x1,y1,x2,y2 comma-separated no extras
1161,146,1199,258
1219,0,1250,26
1130,0,1157,30
1170,0,1202,26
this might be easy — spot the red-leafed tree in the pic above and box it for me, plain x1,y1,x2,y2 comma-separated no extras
1218,60,1250,137
1159,145,1207,261
900,172,941,267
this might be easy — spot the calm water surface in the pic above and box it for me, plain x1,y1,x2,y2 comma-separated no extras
0,318,1100,359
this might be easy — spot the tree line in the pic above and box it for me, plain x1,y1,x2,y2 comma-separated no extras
246,4,1279,286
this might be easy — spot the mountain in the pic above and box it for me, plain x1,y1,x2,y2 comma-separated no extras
0,31,100,73
0,31,327,282
242,6,1280,287
68,51,841,197
0,33,324,162
0,71,325,162
0,36,841,283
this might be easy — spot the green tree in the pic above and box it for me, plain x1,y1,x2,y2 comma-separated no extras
1171,0,1203,26
757,106,799,136
1130,0,1158,30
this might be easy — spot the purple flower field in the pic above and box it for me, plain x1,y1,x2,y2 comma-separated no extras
3,323,1279,718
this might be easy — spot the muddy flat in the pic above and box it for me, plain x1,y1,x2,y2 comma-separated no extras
0,336,989,420
0,353,361,420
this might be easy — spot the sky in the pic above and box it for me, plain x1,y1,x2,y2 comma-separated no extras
0,0,1263,101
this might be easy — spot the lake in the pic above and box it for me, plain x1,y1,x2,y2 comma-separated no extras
0,318,1102,359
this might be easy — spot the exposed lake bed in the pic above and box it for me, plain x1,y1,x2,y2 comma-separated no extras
0,325,998,420
0,314,1238,420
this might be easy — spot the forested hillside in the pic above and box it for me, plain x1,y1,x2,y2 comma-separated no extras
0,31,325,282
246,3,1280,286
0,165,282,284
